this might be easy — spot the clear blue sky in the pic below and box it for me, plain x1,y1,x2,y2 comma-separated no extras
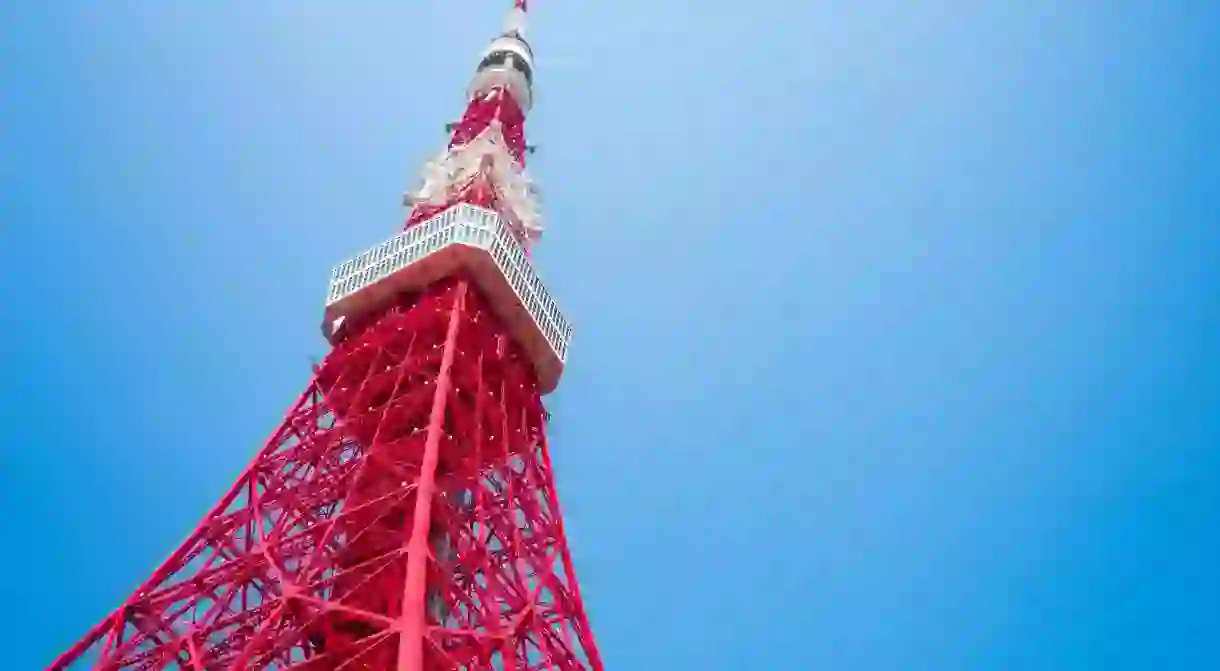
3,2,1219,668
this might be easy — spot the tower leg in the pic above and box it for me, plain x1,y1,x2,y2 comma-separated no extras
398,281,465,670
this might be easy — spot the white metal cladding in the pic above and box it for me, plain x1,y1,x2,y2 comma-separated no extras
481,36,535,71
324,204,573,388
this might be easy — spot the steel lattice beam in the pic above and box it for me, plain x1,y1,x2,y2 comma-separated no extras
52,279,602,670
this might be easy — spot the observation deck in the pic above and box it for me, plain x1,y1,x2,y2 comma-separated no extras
322,204,572,393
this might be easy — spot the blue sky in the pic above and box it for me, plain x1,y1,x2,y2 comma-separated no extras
3,1,1219,668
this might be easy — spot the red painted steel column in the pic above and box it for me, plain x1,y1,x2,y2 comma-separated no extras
397,281,467,671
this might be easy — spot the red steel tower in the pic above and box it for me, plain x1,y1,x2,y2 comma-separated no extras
52,2,604,669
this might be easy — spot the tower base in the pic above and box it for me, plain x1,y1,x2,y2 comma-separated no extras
51,277,603,671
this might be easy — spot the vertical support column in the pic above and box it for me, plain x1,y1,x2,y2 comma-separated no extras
538,434,605,671
397,281,468,671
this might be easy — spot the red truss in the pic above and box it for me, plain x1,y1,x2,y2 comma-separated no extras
52,277,603,671
407,91,529,232
448,92,527,165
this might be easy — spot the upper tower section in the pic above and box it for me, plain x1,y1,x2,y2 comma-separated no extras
328,0,571,392
404,0,542,247
471,0,534,115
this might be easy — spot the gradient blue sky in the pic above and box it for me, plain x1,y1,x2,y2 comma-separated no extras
3,2,1219,669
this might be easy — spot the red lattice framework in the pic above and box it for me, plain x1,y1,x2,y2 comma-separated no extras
53,278,603,670
52,1,604,666
408,89,530,232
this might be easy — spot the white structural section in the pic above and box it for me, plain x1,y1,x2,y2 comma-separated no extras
404,105,543,246
470,60,532,113
482,37,534,71
323,204,572,393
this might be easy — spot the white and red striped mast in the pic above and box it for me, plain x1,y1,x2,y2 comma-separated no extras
405,0,541,249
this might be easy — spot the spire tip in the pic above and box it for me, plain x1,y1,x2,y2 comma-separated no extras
504,1,529,37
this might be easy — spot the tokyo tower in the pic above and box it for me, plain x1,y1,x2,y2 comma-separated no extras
51,2,605,669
